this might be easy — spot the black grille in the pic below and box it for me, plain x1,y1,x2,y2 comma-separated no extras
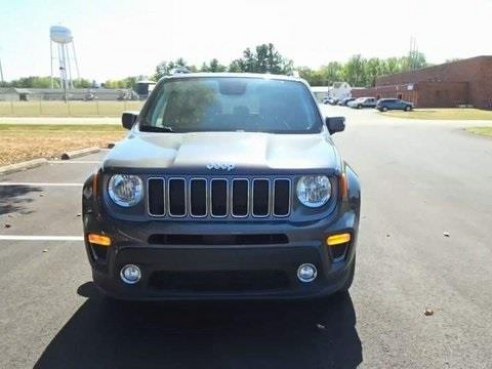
148,233,289,245
148,270,290,292
147,177,291,218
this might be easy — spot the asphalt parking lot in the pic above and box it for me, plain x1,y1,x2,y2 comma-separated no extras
1,108,492,369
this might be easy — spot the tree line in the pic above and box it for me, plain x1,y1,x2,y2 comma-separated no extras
1,43,429,89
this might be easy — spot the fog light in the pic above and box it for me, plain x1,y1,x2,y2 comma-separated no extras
120,264,142,284
297,263,317,283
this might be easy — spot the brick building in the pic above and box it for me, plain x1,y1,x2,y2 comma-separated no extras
352,56,492,109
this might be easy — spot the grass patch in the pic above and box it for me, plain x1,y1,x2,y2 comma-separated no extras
466,127,492,137
0,124,127,166
383,108,492,120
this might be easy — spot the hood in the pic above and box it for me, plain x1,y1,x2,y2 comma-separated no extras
103,131,340,174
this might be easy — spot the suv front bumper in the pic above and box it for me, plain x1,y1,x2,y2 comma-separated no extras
83,209,359,301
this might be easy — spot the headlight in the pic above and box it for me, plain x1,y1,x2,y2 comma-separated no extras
108,175,143,207
296,175,331,208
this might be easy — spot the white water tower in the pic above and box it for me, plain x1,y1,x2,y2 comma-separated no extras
50,25,80,90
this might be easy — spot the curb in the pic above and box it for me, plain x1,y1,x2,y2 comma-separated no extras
61,147,100,160
0,158,48,175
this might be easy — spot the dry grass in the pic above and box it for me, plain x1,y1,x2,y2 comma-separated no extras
383,108,492,120
466,127,492,138
0,124,126,166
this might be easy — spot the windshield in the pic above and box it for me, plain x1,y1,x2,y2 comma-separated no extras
140,77,323,133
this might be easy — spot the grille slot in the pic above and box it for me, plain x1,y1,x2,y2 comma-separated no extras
190,179,207,217
274,179,290,216
211,179,227,217
168,178,186,216
232,179,249,217
252,179,270,216
148,178,165,216
148,177,292,218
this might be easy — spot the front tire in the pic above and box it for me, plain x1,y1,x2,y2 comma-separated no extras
357,105,362,109
382,106,388,112
405,105,412,111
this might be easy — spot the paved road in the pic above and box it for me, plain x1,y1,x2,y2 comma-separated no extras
1,109,491,369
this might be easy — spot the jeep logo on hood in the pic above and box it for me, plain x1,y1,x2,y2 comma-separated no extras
207,163,235,171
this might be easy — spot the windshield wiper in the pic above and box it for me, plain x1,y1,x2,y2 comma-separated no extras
140,125,175,133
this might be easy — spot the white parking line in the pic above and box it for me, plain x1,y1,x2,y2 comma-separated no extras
0,235,84,241
0,182,82,187
48,161,101,164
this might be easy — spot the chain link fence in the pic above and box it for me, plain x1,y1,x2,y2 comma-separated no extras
0,101,144,117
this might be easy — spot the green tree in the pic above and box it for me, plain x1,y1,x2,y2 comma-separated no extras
323,62,344,86
200,58,227,72
297,66,325,86
364,58,385,87
227,43,293,74
343,55,367,86
228,60,242,72
401,51,428,71
73,78,92,88
152,58,194,80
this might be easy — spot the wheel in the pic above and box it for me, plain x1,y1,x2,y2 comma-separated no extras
404,105,412,111
382,106,388,112
357,105,362,109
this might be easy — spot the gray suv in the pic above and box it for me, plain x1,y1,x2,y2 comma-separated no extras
82,73,361,301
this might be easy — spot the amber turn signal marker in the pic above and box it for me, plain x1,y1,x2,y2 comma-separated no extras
340,174,349,199
88,234,111,247
92,170,100,197
326,233,351,246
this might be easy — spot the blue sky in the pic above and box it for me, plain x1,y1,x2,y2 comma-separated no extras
0,0,491,82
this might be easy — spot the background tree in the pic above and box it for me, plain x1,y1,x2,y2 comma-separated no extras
343,55,367,86
73,78,92,88
227,43,293,74
200,58,227,72
152,58,194,80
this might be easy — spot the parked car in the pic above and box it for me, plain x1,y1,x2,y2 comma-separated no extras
338,97,355,106
323,96,338,105
82,73,361,302
376,98,413,112
348,97,377,109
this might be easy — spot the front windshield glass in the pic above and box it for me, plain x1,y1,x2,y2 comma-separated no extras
141,77,323,133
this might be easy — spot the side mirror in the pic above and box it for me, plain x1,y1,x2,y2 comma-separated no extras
122,111,138,130
325,116,345,134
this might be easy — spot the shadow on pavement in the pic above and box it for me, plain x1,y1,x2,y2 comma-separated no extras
0,185,41,215
34,282,362,369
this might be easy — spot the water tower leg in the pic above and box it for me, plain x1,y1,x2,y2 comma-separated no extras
72,41,80,82
50,41,54,89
